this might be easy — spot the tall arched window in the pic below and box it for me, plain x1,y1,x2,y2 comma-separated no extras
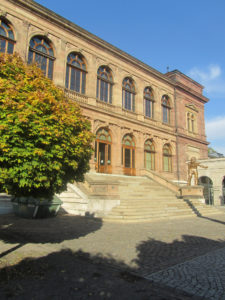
144,139,155,170
144,87,154,119
65,52,86,94
0,18,15,54
162,95,171,123
96,66,113,103
187,112,195,133
122,77,135,112
163,144,172,172
28,36,55,79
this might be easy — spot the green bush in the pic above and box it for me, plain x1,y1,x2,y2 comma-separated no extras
0,53,94,197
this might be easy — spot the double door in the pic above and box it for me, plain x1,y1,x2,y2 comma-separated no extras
122,146,136,176
95,141,111,174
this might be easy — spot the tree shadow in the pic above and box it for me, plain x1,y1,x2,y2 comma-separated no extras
133,234,225,276
0,249,193,300
0,213,102,258
1,235,225,299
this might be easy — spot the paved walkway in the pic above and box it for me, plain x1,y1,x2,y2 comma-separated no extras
1,212,225,298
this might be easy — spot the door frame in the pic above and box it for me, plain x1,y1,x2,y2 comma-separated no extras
95,128,112,174
122,134,136,176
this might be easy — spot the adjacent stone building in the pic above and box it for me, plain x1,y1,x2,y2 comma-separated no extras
1,0,209,183
198,158,225,206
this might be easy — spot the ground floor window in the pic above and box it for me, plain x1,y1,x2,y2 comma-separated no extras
163,144,172,172
144,139,155,170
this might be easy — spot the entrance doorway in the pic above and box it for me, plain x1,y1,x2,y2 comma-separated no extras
95,128,112,174
198,176,214,205
122,134,136,176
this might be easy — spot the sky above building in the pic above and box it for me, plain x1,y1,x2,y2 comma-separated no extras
35,0,225,154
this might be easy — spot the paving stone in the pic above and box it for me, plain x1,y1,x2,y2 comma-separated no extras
1,212,225,298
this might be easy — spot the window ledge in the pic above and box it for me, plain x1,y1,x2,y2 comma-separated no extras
122,108,138,119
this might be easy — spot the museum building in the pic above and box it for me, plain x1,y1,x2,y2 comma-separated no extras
1,0,209,183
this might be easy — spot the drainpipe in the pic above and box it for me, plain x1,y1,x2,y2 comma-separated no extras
174,87,180,182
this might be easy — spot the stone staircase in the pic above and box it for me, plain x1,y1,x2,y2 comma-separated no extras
58,173,222,222
58,183,88,216
102,175,221,222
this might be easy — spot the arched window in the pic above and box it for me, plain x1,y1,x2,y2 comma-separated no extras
162,95,171,123
144,139,155,170
187,112,195,133
65,52,86,94
122,77,135,112
0,18,15,54
163,144,172,172
96,66,113,103
28,36,55,79
144,87,154,119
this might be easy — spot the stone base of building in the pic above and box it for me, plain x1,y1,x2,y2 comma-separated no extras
180,186,204,202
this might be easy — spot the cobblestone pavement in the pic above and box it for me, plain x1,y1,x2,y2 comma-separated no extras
146,246,225,299
1,212,225,298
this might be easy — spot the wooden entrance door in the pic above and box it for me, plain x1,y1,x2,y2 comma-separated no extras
95,128,112,174
122,134,136,176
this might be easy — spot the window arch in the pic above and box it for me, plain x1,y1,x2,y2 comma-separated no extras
96,66,113,103
144,87,154,119
96,128,112,143
144,139,155,170
187,112,196,133
122,134,135,147
28,35,55,79
65,52,86,94
122,77,135,112
162,95,171,123
163,144,172,172
0,18,15,54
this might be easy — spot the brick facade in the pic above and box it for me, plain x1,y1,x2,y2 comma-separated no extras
1,0,209,182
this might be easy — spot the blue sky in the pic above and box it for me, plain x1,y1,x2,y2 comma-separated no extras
35,0,225,154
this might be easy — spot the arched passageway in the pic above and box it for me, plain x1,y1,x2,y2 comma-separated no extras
198,176,214,205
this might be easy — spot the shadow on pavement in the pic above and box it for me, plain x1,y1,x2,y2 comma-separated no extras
133,234,225,275
0,213,102,259
1,234,225,299
0,249,194,300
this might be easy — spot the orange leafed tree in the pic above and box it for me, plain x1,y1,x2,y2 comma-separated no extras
0,53,94,197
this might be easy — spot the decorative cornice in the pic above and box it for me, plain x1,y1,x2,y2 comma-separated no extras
185,104,199,112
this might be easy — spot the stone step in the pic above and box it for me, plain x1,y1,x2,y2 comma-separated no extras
59,192,83,198
118,199,182,204
105,211,196,220
113,205,191,211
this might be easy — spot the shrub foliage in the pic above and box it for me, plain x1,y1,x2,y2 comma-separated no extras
0,54,94,197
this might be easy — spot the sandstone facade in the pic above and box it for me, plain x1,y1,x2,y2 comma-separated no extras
1,0,209,182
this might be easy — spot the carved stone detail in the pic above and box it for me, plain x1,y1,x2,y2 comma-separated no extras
0,10,7,17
